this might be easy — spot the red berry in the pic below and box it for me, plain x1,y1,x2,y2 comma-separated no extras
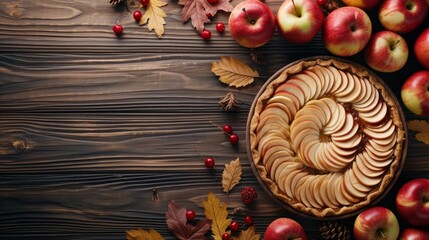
244,215,253,225
229,133,239,145
113,24,123,35
133,11,142,21
216,22,225,33
317,0,327,5
140,0,150,6
207,0,218,4
223,125,233,134
221,233,230,240
186,210,196,221
201,30,211,40
241,187,257,204
230,221,239,231
206,12,213,18
204,157,215,168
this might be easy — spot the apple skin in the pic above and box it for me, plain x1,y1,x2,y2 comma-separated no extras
341,0,381,10
379,0,428,33
399,228,429,240
264,218,308,240
228,0,276,48
277,0,324,44
353,206,400,240
396,178,429,226
415,28,429,69
364,31,409,72
323,6,372,57
401,71,429,116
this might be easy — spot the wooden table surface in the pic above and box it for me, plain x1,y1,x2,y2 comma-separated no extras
1,0,428,239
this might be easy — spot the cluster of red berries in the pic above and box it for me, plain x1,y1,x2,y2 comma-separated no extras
186,209,253,240
200,0,226,40
241,187,257,204
113,0,151,35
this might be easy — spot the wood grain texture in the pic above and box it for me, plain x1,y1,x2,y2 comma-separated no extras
1,0,428,239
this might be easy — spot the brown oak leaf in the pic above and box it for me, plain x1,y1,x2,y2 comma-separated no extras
179,0,233,33
211,56,259,88
126,228,165,240
231,226,260,240
139,0,167,38
203,192,232,240
407,120,429,145
222,157,242,193
166,200,211,240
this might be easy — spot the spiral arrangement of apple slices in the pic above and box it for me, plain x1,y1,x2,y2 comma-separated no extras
254,63,400,212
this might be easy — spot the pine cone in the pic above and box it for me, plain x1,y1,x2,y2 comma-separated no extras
109,0,123,6
319,221,352,240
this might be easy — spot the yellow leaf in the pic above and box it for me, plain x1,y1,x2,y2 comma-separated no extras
203,192,232,240
231,226,261,240
126,228,165,240
139,0,167,38
211,56,259,88
222,157,242,193
407,120,429,145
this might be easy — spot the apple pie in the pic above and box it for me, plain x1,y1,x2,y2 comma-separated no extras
248,57,406,217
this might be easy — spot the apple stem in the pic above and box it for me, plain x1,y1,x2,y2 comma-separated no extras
378,229,387,240
291,0,300,17
242,8,255,24
391,40,400,50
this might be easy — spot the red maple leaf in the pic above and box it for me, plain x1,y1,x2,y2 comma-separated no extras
166,200,212,240
179,0,233,33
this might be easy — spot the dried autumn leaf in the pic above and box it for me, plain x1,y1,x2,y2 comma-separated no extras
222,158,242,193
231,226,261,240
179,0,233,33
166,200,211,240
126,228,165,240
139,0,167,38
203,192,232,240
219,92,240,112
212,56,259,88
407,120,429,145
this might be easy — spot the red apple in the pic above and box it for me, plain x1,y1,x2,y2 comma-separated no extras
341,0,381,10
354,206,400,240
365,31,409,72
228,0,276,48
277,0,324,44
396,178,429,226
323,6,372,57
399,228,429,240
401,71,429,116
415,28,429,69
264,218,308,240
379,0,428,33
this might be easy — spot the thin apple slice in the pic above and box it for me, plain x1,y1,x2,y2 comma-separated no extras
275,82,306,107
305,175,323,209
341,170,363,203
354,154,385,179
296,175,312,208
291,172,309,200
363,120,395,140
320,174,338,208
326,173,341,207
343,167,369,199
337,74,362,102
267,95,298,119
291,128,320,151
360,102,388,125
333,173,353,206
312,176,326,208
361,150,393,168
307,67,326,98
261,103,291,123
353,160,383,187
287,78,313,103
327,66,343,94
333,70,350,96
348,166,373,192
315,66,334,97
304,69,324,98
355,153,384,172
324,103,346,135
353,80,373,106
365,118,393,133
354,85,380,111
331,113,354,137
277,161,302,193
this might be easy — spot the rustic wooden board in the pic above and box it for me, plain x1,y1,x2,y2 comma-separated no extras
1,0,428,239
